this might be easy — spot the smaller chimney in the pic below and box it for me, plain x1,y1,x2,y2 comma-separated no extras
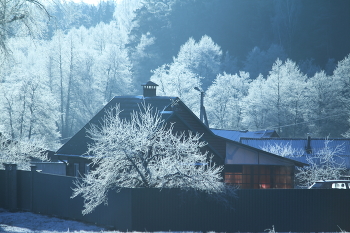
142,81,158,97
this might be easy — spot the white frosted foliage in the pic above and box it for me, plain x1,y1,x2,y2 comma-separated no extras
72,104,233,215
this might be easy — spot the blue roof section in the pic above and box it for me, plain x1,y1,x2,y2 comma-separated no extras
240,138,350,169
211,129,279,142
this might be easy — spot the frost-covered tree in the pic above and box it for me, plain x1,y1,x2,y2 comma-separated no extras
151,35,222,114
261,138,346,188
296,138,346,188
242,59,308,137
306,71,346,137
113,0,142,43
97,43,134,103
334,54,350,137
129,31,158,84
0,0,50,59
0,134,49,170
0,38,60,149
206,72,250,129
151,62,201,112
334,54,350,110
72,104,235,215
175,35,222,90
241,74,270,130
44,25,135,141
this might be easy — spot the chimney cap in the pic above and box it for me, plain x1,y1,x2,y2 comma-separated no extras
141,81,158,87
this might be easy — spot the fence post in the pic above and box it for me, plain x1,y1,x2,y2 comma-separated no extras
30,165,37,212
4,163,17,212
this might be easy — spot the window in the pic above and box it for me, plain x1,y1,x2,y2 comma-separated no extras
74,163,79,177
85,163,90,174
225,165,293,189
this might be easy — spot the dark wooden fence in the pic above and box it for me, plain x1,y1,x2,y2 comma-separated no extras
1,164,350,232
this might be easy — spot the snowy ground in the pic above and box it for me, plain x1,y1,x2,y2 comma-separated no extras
0,208,115,233
0,209,202,233
1,209,345,233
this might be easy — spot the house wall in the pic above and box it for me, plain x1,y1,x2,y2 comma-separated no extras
225,141,295,189
226,141,294,166
65,157,90,177
31,162,66,176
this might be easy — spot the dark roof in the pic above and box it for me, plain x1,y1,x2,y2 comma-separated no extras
56,95,226,163
240,138,350,169
211,129,279,142
57,96,177,156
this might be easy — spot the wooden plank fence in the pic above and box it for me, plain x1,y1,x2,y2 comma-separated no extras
1,164,350,232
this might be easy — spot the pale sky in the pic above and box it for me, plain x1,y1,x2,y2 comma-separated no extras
69,0,105,5
69,0,121,5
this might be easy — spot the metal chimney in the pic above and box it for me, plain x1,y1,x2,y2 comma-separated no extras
305,135,312,154
142,81,158,97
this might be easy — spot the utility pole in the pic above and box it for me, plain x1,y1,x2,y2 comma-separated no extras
194,87,209,127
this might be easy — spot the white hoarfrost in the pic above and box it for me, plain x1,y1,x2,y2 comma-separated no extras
0,134,49,170
72,103,235,215
296,138,347,188
261,141,304,158
261,137,346,188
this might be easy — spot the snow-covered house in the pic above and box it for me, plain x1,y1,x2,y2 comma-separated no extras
56,81,305,188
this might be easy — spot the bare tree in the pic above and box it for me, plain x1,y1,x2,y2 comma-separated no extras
72,103,235,215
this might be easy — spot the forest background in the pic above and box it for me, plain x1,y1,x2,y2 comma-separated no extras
1,0,350,150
